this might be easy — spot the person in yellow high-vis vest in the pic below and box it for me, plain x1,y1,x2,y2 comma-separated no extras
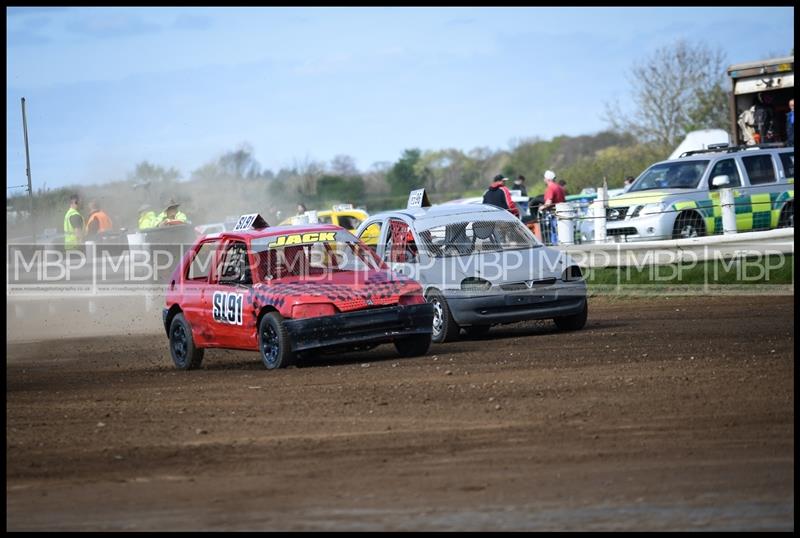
157,200,188,227
137,204,159,231
63,194,85,250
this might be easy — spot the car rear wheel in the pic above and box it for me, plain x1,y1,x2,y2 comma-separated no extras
394,334,432,357
259,312,295,370
554,301,588,331
169,313,205,370
426,290,460,343
672,211,706,239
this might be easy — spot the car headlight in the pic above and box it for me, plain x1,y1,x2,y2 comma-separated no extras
639,202,667,216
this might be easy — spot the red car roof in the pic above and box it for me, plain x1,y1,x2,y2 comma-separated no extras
208,223,346,242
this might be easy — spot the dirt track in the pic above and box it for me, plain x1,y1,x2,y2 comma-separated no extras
5,295,794,530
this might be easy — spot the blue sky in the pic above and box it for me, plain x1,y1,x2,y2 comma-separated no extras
6,7,795,191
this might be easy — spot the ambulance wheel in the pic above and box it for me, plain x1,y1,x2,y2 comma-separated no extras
169,313,205,370
259,312,295,370
426,290,460,343
778,203,794,228
554,300,588,331
394,334,432,357
672,211,706,239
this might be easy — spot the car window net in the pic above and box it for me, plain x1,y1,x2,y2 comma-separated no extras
418,220,537,258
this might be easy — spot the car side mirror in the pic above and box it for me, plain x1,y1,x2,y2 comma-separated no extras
711,175,730,187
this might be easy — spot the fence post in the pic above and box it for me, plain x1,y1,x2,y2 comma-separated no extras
593,187,608,243
720,187,737,235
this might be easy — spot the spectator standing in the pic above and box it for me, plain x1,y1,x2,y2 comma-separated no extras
787,98,794,146
137,204,159,231
63,194,85,250
623,175,636,192
84,200,113,241
538,170,566,212
482,174,520,218
513,175,528,196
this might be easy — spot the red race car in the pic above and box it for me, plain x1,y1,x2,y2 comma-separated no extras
162,214,433,370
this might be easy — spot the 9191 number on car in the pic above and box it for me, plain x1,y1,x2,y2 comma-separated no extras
212,291,243,325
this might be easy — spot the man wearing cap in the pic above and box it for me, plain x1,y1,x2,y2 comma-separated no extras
482,174,520,218
138,204,159,231
157,200,189,227
538,170,566,213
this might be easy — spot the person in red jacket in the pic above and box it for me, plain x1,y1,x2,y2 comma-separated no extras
482,174,520,218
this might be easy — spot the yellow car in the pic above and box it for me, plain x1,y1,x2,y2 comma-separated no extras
280,205,371,238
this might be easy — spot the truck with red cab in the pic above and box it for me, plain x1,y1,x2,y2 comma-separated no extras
163,214,434,370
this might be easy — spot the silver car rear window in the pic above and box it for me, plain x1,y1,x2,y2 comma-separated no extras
418,219,539,258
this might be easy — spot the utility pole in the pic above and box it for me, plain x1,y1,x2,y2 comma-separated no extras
21,97,36,242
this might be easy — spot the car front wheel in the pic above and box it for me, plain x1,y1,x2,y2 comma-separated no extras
463,325,491,338
426,290,460,343
169,313,205,370
259,312,295,370
672,211,706,239
554,301,588,331
778,203,794,228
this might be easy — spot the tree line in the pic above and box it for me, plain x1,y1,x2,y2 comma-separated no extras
9,39,771,239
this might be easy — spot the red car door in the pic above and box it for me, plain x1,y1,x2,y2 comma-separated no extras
180,238,220,347
204,238,257,350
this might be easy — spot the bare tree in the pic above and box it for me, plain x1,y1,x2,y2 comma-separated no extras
604,39,729,149
329,154,359,177
219,143,261,179
292,155,326,197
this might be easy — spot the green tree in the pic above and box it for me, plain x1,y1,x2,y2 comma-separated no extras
685,82,730,132
386,149,429,197
315,175,365,204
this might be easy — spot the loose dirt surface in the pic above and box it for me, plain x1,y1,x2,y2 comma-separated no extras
6,295,794,531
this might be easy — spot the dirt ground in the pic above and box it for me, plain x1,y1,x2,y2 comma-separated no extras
5,295,794,531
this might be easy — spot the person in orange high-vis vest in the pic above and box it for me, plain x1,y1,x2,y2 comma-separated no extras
85,200,113,241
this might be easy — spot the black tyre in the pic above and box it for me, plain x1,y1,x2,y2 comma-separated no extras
394,334,432,357
169,313,205,370
672,211,706,239
554,300,588,331
426,290,460,343
778,203,794,228
463,325,491,338
259,312,295,370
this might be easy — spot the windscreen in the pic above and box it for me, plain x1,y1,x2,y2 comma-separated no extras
629,160,710,191
251,230,381,280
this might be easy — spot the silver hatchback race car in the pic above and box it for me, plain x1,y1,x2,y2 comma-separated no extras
355,202,587,343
